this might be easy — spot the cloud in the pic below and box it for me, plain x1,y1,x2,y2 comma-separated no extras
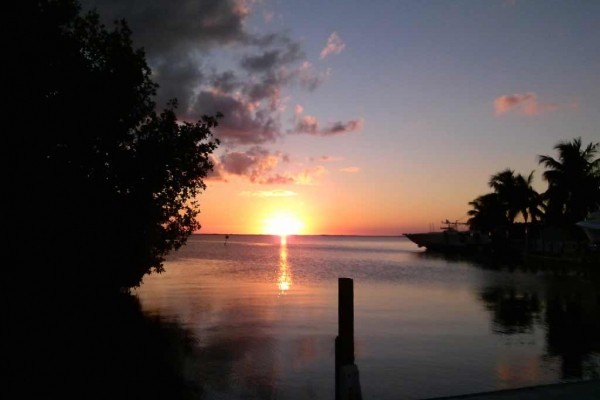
320,32,346,59
205,155,228,182
291,115,363,136
207,147,327,185
80,0,329,147
191,90,281,145
240,42,304,72
82,0,252,54
295,166,326,185
290,106,363,136
310,155,344,162
219,147,283,180
288,104,364,136
298,61,328,91
208,147,301,184
294,115,320,135
340,167,360,173
241,189,297,197
79,1,345,186
322,119,364,135
259,174,296,185
494,92,559,116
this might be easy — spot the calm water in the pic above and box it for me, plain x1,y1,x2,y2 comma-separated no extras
134,234,600,399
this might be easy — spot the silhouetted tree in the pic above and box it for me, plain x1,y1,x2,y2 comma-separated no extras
538,137,600,226
11,1,220,296
468,169,542,245
467,193,508,235
488,169,542,225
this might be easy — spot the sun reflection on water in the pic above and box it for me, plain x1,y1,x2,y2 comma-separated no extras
277,235,292,293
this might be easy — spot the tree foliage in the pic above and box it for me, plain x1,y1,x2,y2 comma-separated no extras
11,0,220,295
467,193,508,235
488,169,543,225
468,168,542,233
538,137,600,226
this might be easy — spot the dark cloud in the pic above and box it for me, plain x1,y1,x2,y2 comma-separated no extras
79,0,337,149
151,54,205,110
243,72,285,108
207,147,322,185
210,70,241,94
294,116,319,135
240,42,304,72
322,119,364,135
217,147,288,183
191,91,281,145
80,0,254,126
80,0,250,54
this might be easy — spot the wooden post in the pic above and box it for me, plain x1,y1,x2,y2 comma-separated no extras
335,277,362,400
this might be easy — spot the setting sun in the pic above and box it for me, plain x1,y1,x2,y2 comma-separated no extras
263,212,304,236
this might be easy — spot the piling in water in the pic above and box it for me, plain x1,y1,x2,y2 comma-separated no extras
335,277,362,400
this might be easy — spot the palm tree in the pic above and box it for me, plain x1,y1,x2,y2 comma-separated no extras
488,169,542,225
538,137,600,226
467,193,507,236
514,171,544,225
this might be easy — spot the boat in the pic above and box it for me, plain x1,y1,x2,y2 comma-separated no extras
404,220,491,253
576,211,600,245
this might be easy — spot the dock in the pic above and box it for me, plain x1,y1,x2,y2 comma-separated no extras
424,379,600,400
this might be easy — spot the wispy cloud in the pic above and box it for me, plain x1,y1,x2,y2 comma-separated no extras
340,166,360,173
295,166,326,185
310,155,344,162
320,32,346,59
494,92,559,116
321,119,364,135
291,112,364,136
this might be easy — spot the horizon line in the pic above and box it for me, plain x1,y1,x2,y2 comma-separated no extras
194,232,408,237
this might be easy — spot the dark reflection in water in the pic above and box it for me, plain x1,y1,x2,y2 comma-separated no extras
467,259,600,381
9,293,206,399
545,289,600,379
480,283,600,380
419,248,600,381
480,288,542,335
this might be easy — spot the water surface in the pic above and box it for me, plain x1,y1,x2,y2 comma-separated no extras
134,234,600,399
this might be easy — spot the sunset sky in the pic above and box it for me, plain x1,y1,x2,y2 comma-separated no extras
81,0,600,235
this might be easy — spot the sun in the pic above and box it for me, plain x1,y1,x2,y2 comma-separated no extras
263,212,304,236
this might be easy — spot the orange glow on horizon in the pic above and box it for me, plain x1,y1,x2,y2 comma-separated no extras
199,179,473,235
